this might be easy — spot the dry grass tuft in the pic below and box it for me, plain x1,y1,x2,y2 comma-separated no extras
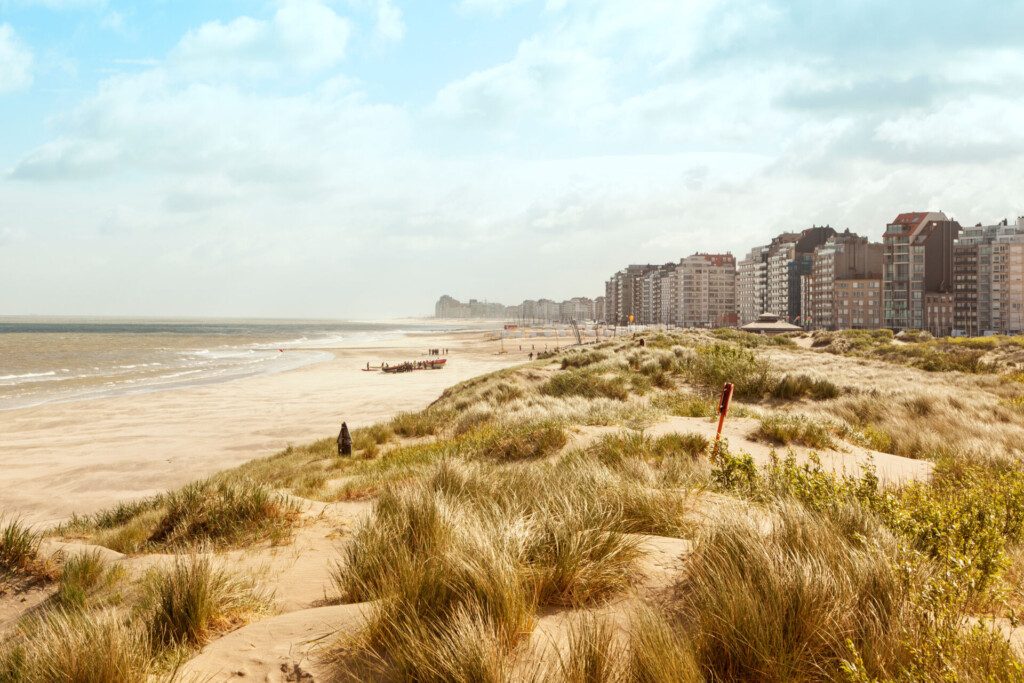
146,554,266,648
53,550,124,611
63,479,301,553
755,413,838,449
0,609,154,682
1,517,54,583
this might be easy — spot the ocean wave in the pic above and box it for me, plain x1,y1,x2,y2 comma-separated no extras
0,371,63,386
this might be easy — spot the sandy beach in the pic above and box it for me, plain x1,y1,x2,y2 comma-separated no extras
0,329,522,524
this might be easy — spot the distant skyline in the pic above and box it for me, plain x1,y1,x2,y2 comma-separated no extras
2,1,1024,318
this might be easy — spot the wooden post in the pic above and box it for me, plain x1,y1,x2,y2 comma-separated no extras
712,382,734,458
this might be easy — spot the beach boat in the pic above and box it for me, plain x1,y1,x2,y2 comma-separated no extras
379,359,446,374
382,362,415,374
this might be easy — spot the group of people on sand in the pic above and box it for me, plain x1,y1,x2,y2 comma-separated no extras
427,348,448,356
522,342,559,361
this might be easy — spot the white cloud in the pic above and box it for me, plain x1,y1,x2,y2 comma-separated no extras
0,24,33,93
375,0,405,42
6,0,1024,317
173,0,351,78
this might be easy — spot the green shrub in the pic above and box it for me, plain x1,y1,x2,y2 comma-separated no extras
686,344,775,400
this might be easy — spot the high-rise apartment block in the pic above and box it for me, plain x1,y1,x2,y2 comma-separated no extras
803,230,883,330
738,227,835,325
953,218,1024,335
882,212,960,334
677,253,738,328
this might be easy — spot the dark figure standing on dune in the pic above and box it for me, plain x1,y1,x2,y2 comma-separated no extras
338,422,352,456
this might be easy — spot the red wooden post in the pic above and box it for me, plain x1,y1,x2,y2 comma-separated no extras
713,382,734,458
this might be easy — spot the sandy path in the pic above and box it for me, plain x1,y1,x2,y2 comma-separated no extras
176,603,371,682
0,331,522,524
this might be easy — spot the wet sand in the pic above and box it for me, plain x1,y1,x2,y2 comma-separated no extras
0,330,523,524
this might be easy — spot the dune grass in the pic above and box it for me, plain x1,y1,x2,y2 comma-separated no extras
146,554,267,648
755,413,838,449
1,517,53,583
53,550,124,611
61,479,301,554
672,503,905,681
329,455,702,679
12,329,1024,681
771,373,840,401
0,609,155,682
542,368,629,401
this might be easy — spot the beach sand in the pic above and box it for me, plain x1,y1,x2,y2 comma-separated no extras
0,330,523,524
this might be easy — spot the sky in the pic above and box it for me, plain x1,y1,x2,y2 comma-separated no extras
1,0,1023,319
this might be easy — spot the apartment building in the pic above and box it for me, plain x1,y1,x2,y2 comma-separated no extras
677,253,738,328
803,231,882,330
991,218,1024,334
558,297,595,323
765,226,836,324
952,219,1024,335
834,279,883,329
737,245,770,325
604,264,659,325
882,212,960,333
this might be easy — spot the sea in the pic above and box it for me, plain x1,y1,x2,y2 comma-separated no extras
0,317,487,411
